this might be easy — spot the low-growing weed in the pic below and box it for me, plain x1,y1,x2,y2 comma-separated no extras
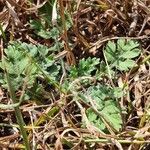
0,41,60,99
0,38,141,149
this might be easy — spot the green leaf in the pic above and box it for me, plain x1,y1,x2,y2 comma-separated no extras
84,84,123,132
87,108,97,122
117,39,126,48
121,40,139,51
37,29,52,39
104,39,140,72
69,57,100,78
112,87,124,98
117,59,136,71
121,48,140,58
105,41,117,62
30,19,60,39
107,41,116,52
86,108,106,131
29,19,43,31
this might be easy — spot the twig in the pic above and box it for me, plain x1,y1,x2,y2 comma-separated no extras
129,0,138,36
58,0,76,65
84,138,150,144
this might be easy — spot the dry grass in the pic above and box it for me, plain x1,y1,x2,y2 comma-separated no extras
0,0,150,149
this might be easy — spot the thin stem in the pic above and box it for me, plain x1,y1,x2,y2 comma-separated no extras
4,60,31,150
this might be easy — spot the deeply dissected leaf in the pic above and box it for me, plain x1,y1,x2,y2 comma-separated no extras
105,39,141,71
117,39,139,51
84,84,123,132
69,57,100,78
105,42,117,62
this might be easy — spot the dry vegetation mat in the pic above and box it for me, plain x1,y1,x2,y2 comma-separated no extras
0,0,150,149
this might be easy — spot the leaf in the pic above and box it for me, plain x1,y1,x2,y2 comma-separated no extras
87,108,97,122
30,19,60,39
86,108,106,131
121,48,140,58
37,29,52,39
49,42,63,52
122,40,139,51
49,27,60,39
105,41,117,62
104,39,141,72
112,87,124,98
29,19,43,31
69,57,100,78
103,100,120,113
117,59,136,71
117,39,139,51
107,41,116,52
117,39,126,48
103,113,122,131
84,84,123,132
18,57,29,74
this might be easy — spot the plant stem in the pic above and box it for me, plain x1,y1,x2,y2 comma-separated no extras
14,107,31,150
5,67,31,150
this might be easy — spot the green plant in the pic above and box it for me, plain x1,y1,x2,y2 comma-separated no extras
4,65,31,150
104,39,141,71
0,36,143,148
67,39,141,133
30,9,72,40
67,56,125,133
30,19,60,39
0,41,60,96
69,57,100,78
81,84,123,132
0,41,63,149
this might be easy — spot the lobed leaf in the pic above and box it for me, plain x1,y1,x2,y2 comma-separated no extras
105,39,141,71
84,84,123,132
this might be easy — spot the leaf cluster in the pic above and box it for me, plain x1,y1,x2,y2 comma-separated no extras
0,39,141,135
0,41,60,93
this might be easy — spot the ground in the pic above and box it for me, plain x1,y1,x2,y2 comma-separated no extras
0,0,150,150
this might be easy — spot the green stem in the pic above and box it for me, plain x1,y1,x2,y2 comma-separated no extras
4,65,31,150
